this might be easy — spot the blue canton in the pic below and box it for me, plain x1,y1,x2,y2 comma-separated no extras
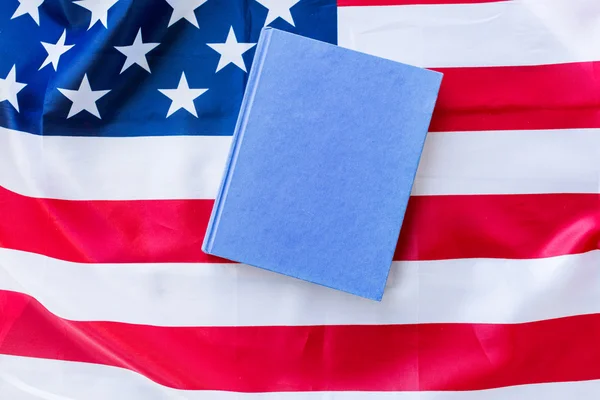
0,0,337,136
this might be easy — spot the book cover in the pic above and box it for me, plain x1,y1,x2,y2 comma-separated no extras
203,27,442,301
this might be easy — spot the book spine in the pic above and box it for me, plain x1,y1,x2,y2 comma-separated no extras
202,28,274,253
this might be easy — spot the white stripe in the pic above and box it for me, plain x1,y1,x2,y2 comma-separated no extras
338,0,600,67
3,126,600,199
0,126,231,200
1,355,598,399
2,247,599,326
415,128,600,195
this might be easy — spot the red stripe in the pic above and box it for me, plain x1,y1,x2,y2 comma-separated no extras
1,186,598,263
338,0,507,5
0,185,224,264
1,289,599,391
396,193,600,260
429,62,600,132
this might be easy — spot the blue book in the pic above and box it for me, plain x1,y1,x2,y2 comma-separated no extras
203,28,442,301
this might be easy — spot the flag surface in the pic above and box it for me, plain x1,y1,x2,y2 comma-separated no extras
1,0,600,398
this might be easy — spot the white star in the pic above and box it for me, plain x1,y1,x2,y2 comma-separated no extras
58,74,110,119
0,66,27,113
73,0,119,30
255,0,301,27
11,0,44,26
114,29,160,74
158,72,208,118
165,0,208,29
39,30,75,71
207,27,256,73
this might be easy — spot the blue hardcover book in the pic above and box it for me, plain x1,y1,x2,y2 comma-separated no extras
203,28,442,301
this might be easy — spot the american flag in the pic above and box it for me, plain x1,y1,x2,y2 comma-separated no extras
1,0,599,398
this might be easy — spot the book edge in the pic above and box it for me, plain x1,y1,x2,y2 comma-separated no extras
202,27,275,254
376,73,445,301
271,27,443,81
